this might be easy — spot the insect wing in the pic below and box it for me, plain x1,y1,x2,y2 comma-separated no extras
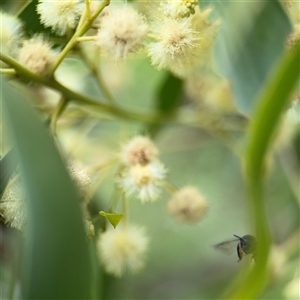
213,238,239,256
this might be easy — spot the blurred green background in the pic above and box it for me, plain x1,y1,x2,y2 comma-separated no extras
1,0,299,299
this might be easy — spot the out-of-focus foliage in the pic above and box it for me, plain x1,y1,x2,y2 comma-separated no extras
1,0,299,300
202,0,292,115
2,81,93,299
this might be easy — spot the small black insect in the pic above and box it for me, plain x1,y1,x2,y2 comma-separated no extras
213,234,256,262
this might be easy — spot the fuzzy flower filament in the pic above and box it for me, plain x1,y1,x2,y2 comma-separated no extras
148,18,202,77
0,180,27,230
97,225,149,277
95,6,149,59
17,36,59,76
36,0,84,35
0,11,23,58
167,186,208,223
118,161,167,203
119,136,159,166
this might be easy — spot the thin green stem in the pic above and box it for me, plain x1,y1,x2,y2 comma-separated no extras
50,96,68,136
77,36,96,42
163,181,178,194
50,0,110,75
0,68,16,76
108,187,122,212
77,47,115,104
85,0,91,20
147,34,160,41
15,0,32,16
122,193,128,227
50,97,68,158
0,52,158,123
89,156,118,173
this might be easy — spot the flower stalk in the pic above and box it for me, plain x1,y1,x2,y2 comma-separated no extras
50,0,110,75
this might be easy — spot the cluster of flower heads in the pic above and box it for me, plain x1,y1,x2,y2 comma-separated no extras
95,135,209,277
116,136,209,223
1,1,213,279
117,136,167,203
0,1,221,79
0,10,59,76
90,1,219,77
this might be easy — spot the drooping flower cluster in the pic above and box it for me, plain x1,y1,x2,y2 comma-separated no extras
97,225,149,277
36,0,84,35
117,136,167,203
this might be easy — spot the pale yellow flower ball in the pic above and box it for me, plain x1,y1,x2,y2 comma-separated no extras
95,6,149,59
36,0,84,35
148,17,201,78
167,186,208,223
118,161,167,203
119,136,159,166
0,11,23,58
17,36,59,76
97,225,149,277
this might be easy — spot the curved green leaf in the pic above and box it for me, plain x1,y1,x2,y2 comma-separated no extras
2,79,92,299
223,41,300,300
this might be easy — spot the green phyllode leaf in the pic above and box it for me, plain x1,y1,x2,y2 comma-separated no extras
146,72,183,136
223,41,300,300
203,0,292,115
99,211,124,229
2,79,93,299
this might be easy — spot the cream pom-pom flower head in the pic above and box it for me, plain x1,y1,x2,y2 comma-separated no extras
148,17,202,78
119,136,159,166
117,161,167,203
0,11,23,57
97,225,149,277
36,0,84,35
167,186,208,223
95,6,149,60
17,35,59,76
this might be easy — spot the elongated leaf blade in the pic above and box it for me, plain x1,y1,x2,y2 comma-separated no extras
2,79,92,299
